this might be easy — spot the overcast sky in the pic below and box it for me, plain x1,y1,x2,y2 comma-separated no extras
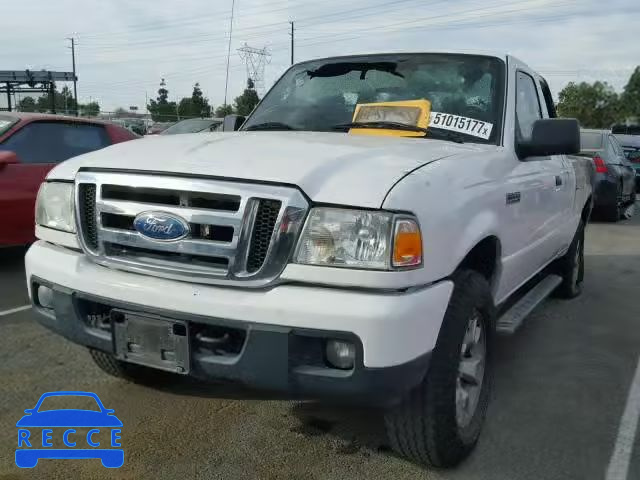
1,0,638,112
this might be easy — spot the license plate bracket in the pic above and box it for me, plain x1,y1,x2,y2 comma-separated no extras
112,310,189,374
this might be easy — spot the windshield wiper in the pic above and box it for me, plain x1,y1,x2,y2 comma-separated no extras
244,122,297,131
424,128,465,144
332,121,428,134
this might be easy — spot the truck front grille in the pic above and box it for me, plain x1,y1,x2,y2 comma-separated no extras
75,172,308,287
78,184,98,251
247,199,281,273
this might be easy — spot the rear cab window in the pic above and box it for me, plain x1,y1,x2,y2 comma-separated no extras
0,121,110,164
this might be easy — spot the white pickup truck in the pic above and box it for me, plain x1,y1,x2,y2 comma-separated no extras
26,52,593,467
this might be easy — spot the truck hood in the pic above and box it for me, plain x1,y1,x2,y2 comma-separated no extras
50,131,491,208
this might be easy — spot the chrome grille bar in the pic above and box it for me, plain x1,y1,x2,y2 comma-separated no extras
98,199,245,229
75,171,308,287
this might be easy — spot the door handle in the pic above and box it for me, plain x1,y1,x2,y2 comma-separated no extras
555,175,563,187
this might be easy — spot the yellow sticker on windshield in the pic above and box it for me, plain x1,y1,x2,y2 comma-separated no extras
349,99,431,137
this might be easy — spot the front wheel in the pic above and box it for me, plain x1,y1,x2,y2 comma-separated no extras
384,270,494,468
554,221,585,299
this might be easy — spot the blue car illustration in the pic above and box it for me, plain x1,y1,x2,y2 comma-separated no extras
16,391,123,468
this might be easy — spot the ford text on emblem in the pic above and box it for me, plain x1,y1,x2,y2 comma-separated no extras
133,212,189,241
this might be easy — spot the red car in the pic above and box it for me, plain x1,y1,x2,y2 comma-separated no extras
0,113,138,246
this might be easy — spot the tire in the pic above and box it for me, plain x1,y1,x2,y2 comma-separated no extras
554,221,584,299
604,188,622,222
88,348,173,385
384,270,494,468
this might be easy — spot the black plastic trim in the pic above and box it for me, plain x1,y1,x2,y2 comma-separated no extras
29,276,430,406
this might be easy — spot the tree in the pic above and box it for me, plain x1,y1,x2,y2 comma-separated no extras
79,101,100,117
147,78,178,122
17,96,37,112
58,86,77,114
557,81,621,129
28,84,77,114
233,78,260,116
191,83,211,117
215,104,234,117
176,83,212,118
621,66,640,121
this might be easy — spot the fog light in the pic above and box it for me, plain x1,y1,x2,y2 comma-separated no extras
325,340,356,370
37,285,54,309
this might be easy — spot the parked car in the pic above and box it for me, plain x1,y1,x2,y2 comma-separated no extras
27,52,592,468
0,112,138,246
146,122,173,135
160,118,223,135
613,132,640,192
578,129,635,221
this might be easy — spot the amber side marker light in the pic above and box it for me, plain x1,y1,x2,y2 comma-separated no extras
393,219,422,267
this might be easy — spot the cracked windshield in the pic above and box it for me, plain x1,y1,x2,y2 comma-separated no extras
1,0,639,479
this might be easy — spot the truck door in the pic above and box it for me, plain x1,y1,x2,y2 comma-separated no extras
537,78,575,252
494,67,561,302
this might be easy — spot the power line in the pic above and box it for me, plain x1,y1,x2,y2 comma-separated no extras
78,0,425,50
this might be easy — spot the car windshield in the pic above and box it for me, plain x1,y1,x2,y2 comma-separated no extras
37,395,101,412
161,118,221,135
243,53,505,144
0,115,17,136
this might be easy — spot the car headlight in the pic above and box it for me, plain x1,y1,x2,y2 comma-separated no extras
294,208,422,270
35,182,76,233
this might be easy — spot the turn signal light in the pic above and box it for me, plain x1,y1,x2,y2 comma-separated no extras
392,219,422,267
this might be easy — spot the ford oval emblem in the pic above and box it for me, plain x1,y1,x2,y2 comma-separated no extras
133,212,190,241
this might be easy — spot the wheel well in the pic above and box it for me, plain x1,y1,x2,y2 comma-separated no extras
582,196,593,224
458,237,500,285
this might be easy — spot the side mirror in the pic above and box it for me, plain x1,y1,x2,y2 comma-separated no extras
0,150,19,168
517,118,580,159
222,115,246,132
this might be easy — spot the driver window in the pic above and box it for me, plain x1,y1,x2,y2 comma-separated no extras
515,72,542,141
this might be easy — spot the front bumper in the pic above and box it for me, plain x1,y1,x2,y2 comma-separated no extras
26,241,453,405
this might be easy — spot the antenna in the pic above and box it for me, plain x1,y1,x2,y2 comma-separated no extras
237,43,272,95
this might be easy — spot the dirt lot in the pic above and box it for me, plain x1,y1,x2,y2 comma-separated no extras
1,209,640,480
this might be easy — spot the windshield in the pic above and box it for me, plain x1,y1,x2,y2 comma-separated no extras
0,115,18,136
243,53,505,144
161,118,221,135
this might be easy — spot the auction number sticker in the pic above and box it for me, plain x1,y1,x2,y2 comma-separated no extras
429,112,493,140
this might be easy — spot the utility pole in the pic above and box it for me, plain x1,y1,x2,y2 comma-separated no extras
289,22,295,65
224,0,235,108
67,37,78,116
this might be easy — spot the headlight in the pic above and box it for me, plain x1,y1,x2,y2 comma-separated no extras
35,182,76,233
294,208,422,270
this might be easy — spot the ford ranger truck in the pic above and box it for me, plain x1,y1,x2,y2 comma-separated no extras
25,52,593,468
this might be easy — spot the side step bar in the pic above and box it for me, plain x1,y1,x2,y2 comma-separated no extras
496,274,562,335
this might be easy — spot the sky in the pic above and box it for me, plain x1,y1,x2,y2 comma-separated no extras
1,0,639,113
